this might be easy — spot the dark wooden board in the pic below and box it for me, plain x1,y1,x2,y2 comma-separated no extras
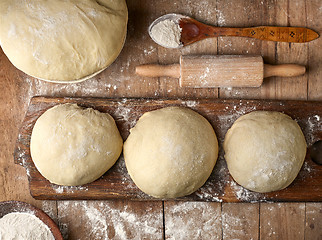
14,96,322,202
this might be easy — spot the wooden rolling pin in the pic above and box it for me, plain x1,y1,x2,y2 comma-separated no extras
136,55,306,88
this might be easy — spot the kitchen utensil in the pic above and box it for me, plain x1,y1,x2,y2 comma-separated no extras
136,55,306,88
149,13,319,48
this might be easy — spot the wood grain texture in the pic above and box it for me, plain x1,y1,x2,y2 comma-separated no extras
56,200,163,240
14,96,322,201
260,203,306,239
307,0,322,100
164,201,222,240
179,55,264,88
222,203,259,240
275,0,308,100
180,17,319,44
239,26,318,43
305,203,322,239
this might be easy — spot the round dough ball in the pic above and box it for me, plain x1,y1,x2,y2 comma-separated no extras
30,104,123,186
224,111,307,193
124,107,219,198
0,0,128,82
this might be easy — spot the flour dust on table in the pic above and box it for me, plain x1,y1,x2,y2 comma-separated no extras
57,201,162,239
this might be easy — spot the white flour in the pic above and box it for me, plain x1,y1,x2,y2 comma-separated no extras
0,212,54,240
58,201,162,239
165,202,221,240
150,19,182,48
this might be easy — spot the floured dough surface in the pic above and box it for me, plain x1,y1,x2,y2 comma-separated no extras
124,107,219,198
30,104,123,186
224,111,307,193
0,0,128,82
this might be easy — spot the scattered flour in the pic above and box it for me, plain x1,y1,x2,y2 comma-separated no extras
0,212,54,240
222,205,258,240
303,161,312,173
303,114,321,145
165,202,221,240
143,46,156,56
181,100,198,108
57,201,162,240
114,102,137,129
51,184,88,194
230,181,264,202
216,9,226,26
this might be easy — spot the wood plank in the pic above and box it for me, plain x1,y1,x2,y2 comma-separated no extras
275,0,308,100
306,0,322,100
258,0,283,100
56,200,163,240
14,96,322,201
260,203,306,239
305,203,322,240
0,49,34,204
222,203,259,240
164,201,222,240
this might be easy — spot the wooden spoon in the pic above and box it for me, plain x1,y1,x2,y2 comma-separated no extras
148,13,319,48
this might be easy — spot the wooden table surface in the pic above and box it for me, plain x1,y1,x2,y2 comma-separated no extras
0,0,321,239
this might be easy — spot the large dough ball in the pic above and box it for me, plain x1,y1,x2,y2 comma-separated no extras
30,104,123,186
224,111,307,193
124,107,219,198
0,0,128,82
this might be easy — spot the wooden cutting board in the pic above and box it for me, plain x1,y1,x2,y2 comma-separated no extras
14,96,322,202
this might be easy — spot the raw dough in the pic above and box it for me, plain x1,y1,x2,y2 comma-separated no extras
0,0,128,82
123,107,219,198
30,104,123,186
223,111,307,193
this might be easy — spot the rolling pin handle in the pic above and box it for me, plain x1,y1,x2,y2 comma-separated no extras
264,64,306,78
136,64,180,78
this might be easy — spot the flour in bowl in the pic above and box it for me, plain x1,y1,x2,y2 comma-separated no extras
150,19,182,48
0,212,54,240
